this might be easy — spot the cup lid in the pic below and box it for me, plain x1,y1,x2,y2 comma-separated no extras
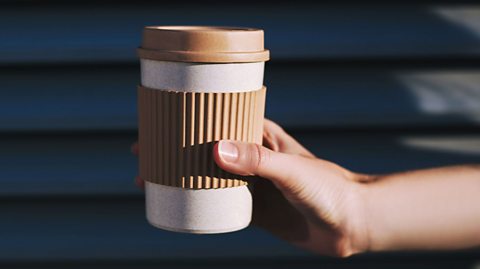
138,26,270,63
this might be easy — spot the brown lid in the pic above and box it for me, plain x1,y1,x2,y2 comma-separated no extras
138,26,269,63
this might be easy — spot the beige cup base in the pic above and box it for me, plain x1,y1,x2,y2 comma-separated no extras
145,181,253,234
147,221,250,234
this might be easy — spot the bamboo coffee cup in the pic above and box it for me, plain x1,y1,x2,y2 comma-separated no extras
137,26,269,234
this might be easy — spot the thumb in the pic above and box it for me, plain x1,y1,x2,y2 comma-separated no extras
213,140,308,192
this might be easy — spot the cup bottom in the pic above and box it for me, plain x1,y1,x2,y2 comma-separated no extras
145,182,252,234
147,220,250,234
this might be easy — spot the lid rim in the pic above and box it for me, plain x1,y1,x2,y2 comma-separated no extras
144,25,262,32
140,25,268,63
138,48,270,63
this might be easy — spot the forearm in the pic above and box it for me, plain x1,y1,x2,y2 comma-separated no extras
364,165,480,252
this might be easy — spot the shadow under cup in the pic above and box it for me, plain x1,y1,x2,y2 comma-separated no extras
137,26,270,233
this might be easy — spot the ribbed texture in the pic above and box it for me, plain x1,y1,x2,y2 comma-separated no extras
138,86,266,189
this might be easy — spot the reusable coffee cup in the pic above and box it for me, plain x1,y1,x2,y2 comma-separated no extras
137,26,269,234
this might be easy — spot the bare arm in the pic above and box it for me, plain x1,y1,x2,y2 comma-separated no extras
365,165,480,252
212,121,480,256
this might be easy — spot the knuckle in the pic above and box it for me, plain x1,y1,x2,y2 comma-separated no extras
271,122,285,134
265,119,285,134
251,143,270,171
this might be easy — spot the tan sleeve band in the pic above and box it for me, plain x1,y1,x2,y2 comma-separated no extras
138,86,266,189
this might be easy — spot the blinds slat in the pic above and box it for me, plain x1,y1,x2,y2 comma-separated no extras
0,132,478,196
1,5,479,64
1,65,479,131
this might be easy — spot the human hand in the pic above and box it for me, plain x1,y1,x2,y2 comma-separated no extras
212,120,371,257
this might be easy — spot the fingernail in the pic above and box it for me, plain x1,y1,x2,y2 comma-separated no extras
218,140,239,163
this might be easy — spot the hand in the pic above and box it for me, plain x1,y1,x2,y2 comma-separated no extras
214,121,480,254
132,119,371,257
212,120,371,257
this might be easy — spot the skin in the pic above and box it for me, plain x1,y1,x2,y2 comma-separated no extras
132,119,480,257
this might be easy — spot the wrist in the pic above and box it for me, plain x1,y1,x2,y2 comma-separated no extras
341,177,374,256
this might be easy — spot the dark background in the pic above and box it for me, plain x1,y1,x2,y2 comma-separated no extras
1,1,480,268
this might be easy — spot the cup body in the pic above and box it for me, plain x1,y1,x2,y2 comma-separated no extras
137,26,269,233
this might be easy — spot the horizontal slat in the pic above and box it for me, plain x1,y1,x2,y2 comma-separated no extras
0,198,303,262
1,5,480,64
0,133,137,196
2,258,479,269
1,0,479,3
0,131,479,196
1,65,137,131
1,64,480,131
267,65,480,128
1,198,478,264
